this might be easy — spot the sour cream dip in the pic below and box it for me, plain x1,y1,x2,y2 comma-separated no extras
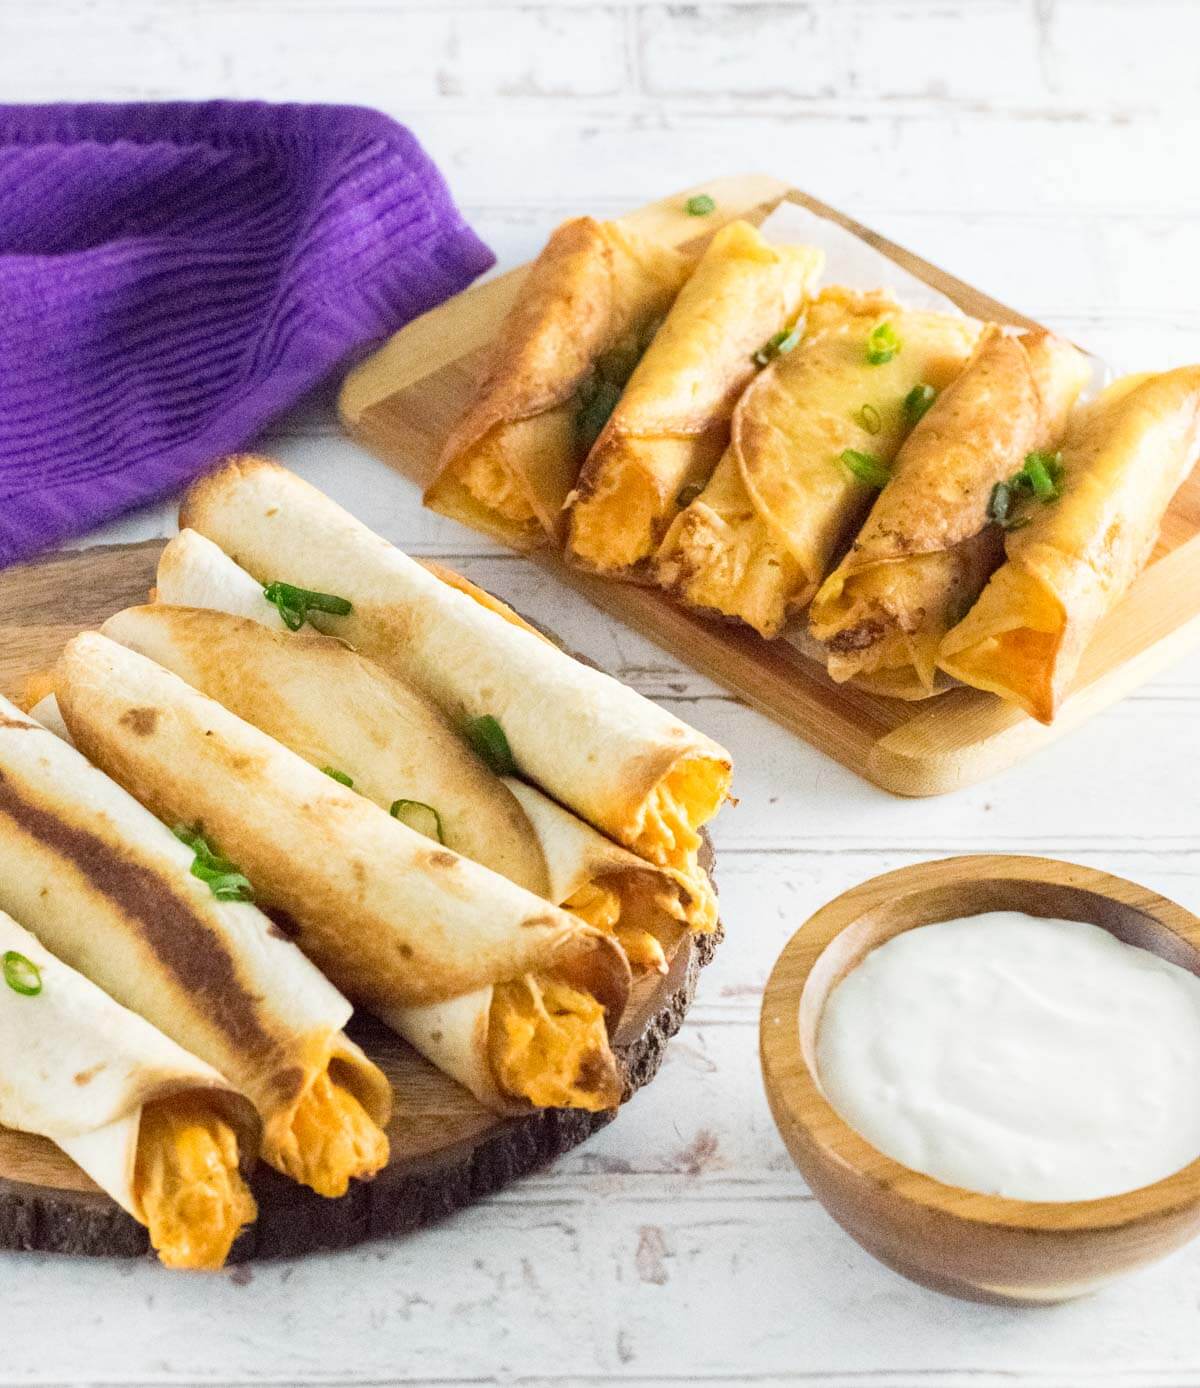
816,912,1200,1202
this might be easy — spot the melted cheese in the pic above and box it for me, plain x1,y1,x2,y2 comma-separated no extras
489,974,621,1111
459,436,537,524
655,451,804,638
628,767,723,933
564,879,668,974
264,1071,390,1199
134,1097,257,1271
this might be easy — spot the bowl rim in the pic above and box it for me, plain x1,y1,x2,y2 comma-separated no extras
760,853,1200,1233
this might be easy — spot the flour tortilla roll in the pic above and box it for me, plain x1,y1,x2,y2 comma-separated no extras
654,289,981,638
55,634,632,1113
0,695,391,1199
0,906,258,1269
427,216,693,549
938,366,1200,722
809,328,1091,697
180,457,730,931
104,600,690,974
565,221,824,575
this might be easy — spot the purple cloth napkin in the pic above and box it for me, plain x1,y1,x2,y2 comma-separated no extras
0,102,494,567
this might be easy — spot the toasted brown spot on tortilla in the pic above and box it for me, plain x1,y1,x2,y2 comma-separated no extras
267,1065,306,1106
266,909,301,942
118,707,160,736
574,1051,610,1093
73,1063,105,1086
521,915,558,931
428,851,458,869
0,716,35,731
0,770,274,1055
827,619,886,655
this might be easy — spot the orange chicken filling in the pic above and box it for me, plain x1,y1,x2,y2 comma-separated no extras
564,878,675,974
627,763,727,934
263,1070,389,1199
133,1096,257,1271
489,975,621,1111
460,440,537,524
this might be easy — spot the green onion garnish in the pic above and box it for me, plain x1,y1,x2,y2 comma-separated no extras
390,800,445,844
465,714,516,776
903,383,937,426
753,321,805,368
987,481,1012,526
855,403,882,435
839,449,892,488
3,951,41,997
866,322,901,365
263,581,352,632
1021,450,1065,500
576,378,623,455
322,767,354,787
988,451,1065,529
685,194,716,216
173,826,254,903
676,481,704,508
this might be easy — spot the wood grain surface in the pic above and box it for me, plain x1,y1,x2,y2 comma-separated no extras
0,540,717,1259
338,175,1200,799
761,856,1200,1304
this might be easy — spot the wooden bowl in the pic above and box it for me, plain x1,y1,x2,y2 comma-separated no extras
760,854,1200,1305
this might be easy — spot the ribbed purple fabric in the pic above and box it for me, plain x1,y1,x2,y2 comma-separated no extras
0,102,494,567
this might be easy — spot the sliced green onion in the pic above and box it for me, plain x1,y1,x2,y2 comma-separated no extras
903,383,937,426
855,403,882,435
263,581,352,632
1023,454,1055,500
839,449,892,489
576,378,623,455
173,826,254,903
685,194,716,217
465,714,516,776
322,766,354,787
866,321,901,365
390,799,445,844
1022,450,1065,500
753,320,805,368
3,950,41,997
989,451,1065,529
676,481,704,508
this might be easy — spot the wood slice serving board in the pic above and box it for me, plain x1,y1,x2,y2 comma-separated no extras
0,540,716,1261
339,172,1200,797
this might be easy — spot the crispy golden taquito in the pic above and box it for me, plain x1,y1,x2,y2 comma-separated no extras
809,328,1091,697
654,288,981,637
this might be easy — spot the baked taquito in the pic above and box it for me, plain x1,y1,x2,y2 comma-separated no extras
0,906,257,1269
0,696,391,1198
938,366,1200,722
426,216,692,548
809,327,1091,697
565,220,823,575
53,634,633,1114
654,289,981,637
179,457,731,933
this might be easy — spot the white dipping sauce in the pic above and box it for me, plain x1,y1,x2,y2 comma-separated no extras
816,912,1200,1202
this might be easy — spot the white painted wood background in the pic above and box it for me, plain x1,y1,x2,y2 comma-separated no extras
3,1,1200,1383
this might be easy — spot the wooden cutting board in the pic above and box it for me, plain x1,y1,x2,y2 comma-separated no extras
338,172,1200,797
0,540,715,1262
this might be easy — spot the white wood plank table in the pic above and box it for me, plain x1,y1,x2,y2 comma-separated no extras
2,2,1200,1384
